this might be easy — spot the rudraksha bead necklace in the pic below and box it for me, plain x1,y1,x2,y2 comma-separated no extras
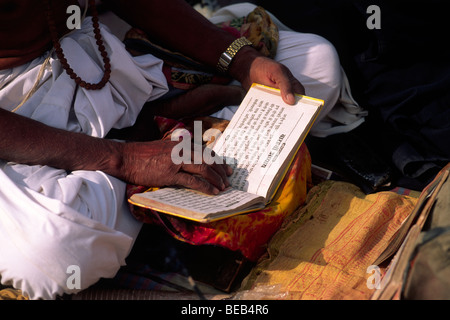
44,0,111,90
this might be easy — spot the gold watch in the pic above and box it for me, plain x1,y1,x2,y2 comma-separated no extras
217,37,253,73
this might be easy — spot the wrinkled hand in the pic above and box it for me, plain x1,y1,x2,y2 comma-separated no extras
230,47,305,105
247,56,305,104
119,140,232,195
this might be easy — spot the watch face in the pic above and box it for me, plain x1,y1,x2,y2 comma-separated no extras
217,37,251,72
222,52,233,65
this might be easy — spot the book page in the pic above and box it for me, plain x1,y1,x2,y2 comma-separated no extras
130,187,265,220
212,84,322,198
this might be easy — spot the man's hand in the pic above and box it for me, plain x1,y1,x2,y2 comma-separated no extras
118,140,232,195
229,46,305,105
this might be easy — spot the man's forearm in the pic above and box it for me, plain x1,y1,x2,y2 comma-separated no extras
0,108,123,176
102,0,260,78
0,109,231,194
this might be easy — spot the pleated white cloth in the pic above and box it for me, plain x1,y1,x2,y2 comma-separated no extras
0,17,168,300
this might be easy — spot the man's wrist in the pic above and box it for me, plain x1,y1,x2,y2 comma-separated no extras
227,45,263,86
216,37,253,74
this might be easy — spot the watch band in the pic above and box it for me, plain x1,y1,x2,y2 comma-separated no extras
217,37,253,73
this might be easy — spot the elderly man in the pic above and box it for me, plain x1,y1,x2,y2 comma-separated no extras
0,0,342,299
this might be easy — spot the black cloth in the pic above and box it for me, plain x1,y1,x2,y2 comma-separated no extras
258,0,450,189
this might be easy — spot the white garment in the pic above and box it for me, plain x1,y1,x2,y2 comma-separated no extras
0,17,168,300
209,3,367,137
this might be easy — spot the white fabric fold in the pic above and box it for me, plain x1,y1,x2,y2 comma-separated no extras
0,17,168,299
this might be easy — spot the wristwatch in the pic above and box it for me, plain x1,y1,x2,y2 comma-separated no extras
217,37,253,73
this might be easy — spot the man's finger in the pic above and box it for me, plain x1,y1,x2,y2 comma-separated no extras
192,145,233,186
182,163,227,192
292,79,306,96
173,171,220,195
275,66,305,105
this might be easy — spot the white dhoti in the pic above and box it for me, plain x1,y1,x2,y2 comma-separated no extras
0,17,168,300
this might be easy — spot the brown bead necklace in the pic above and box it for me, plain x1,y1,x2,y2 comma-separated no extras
44,0,111,90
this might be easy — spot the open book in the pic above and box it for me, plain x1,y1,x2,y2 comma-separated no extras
129,83,323,223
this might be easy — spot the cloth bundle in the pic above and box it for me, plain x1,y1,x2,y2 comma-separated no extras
238,180,418,300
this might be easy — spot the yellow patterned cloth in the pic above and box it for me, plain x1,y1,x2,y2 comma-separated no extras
238,180,418,299
216,6,279,59
0,287,28,300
